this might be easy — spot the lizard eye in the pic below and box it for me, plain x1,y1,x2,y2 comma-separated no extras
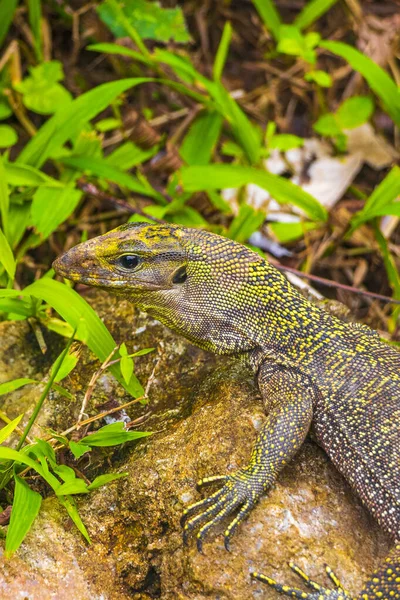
172,265,187,284
117,255,141,270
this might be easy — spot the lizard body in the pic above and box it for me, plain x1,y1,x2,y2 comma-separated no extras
54,223,400,600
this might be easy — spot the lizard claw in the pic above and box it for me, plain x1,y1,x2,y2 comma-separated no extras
251,563,353,599
181,468,266,550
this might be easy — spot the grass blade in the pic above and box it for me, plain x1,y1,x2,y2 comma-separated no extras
21,279,144,397
0,154,10,239
0,0,18,47
18,78,154,168
0,227,16,280
213,21,232,81
31,185,83,240
61,156,162,201
294,0,339,30
27,0,43,61
0,414,23,444
320,41,400,127
351,166,400,228
180,111,223,165
5,475,42,557
251,0,281,41
180,164,327,221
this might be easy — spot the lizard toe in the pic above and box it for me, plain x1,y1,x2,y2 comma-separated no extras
251,563,353,599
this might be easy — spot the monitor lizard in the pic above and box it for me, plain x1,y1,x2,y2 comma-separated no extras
53,223,400,600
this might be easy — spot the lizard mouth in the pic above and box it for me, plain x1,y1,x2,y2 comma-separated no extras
52,258,165,290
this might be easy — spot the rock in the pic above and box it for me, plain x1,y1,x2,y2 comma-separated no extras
0,291,390,599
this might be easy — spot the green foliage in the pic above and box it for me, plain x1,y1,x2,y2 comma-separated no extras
320,41,400,127
304,70,332,87
251,0,281,41
14,61,72,115
79,421,152,447
0,0,18,47
97,0,191,43
180,111,223,166
277,26,320,64
5,475,42,557
313,96,374,144
293,0,339,30
0,414,23,443
351,167,400,228
0,124,17,148
180,164,328,221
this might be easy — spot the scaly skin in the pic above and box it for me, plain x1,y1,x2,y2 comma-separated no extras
53,223,400,600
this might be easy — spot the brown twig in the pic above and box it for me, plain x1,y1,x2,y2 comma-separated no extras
273,263,400,305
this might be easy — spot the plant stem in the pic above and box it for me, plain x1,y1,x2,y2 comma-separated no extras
16,329,76,451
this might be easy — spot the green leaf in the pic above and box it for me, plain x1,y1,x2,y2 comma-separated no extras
180,111,223,166
14,61,72,115
57,495,90,542
0,414,23,444
106,141,157,170
313,113,341,136
69,440,91,459
95,118,121,132
53,464,76,482
351,166,400,227
268,134,304,151
0,125,18,148
269,221,318,243
0,446,90,543
320,40,400,127
0,154,10,239
5,475,41,557
336,96,374,129
304,70,332,88
252,0,281,41
18,78,154,168
213,21,232,81
0,379,36,396
211,83,261,164
50,350,78,383
97,0,191,43
294,0,339,30
31,185,83,240
0,98,12,120
87,42,151,66
4,162,64,187
119,342,134,385
0,280,143,397
0,227,16,279
87,472,128,490
227,204,265,243
180,164,327,221
0,0,18,47
80,422,151,447
374,225,400,303
61,155,161,201
56,479,89,496
27,0,43,61
277,26,319,63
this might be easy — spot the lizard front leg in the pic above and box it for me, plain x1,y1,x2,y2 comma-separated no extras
181,363,314,550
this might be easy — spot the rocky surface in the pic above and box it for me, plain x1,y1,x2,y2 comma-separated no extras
0,291,390,599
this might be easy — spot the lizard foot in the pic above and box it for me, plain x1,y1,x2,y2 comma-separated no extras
181,469,267,552
251,562,353,599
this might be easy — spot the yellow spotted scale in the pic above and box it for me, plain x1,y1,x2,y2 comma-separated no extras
54,223,400,600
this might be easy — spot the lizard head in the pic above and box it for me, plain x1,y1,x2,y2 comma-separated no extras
53,222,275,354
53,222,188,293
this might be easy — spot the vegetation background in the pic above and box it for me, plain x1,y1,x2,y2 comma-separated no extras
0,0,399,558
